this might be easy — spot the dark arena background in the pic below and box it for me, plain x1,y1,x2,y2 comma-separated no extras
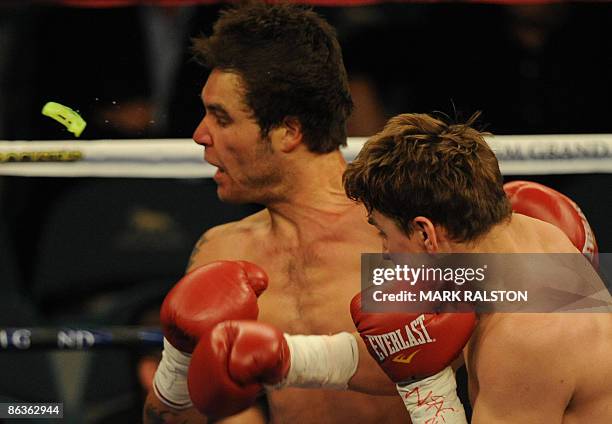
0,1,611,422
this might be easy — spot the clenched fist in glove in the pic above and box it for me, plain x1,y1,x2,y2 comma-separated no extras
351,290,476,424
188,320,289,418
188,320,359,418
153,260,268,409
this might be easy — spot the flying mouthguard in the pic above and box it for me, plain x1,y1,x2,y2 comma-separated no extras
42,101,87,137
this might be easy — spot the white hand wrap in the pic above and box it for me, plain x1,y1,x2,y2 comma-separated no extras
396,366,467,424
272,332,358,390
152,338,193,409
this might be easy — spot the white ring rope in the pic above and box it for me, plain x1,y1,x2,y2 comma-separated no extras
1,135,611,178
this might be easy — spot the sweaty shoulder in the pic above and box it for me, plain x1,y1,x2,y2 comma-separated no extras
512,213,578,253
476,313,608,390
186,210,269,271
471,314,581,421
478,314,574,363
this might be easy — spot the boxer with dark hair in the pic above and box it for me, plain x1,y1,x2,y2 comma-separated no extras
144,3,412,423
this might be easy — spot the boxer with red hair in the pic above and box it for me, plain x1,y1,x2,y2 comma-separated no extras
342,112,611,423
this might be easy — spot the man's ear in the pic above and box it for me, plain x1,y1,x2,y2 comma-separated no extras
413,216,439,253
275,116,303,153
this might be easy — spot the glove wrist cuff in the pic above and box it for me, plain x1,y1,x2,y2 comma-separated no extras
396,366,467,424
272,332,358,390
152,338,193,410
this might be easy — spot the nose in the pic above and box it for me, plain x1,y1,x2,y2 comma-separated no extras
193,117,212,147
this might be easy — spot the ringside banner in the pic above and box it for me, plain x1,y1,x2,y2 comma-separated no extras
360,253,612,313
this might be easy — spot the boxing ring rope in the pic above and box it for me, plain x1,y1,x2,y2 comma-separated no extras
1,134,612,178
1,134,610,353
0,327,163,350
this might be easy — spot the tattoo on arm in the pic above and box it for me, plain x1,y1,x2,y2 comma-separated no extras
144,404,187,424
186,233,209,271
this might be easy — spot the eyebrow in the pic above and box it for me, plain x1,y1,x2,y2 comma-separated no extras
204,102,229,115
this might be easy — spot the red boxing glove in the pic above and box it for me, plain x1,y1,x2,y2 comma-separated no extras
161,260,268,353
504,180,598,266
188,320,290,419
352,291,475,423
154,261,268,409
350,292,476,383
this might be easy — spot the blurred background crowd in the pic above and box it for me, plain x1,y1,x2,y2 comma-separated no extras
3,1,612,140
0,1,611,423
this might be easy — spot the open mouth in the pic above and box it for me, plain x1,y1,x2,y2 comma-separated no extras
206,158,225,173
212,165,227,181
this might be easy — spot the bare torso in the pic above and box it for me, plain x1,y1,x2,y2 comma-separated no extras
465,214,612,423
468,313,612,424
191,206,410,423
